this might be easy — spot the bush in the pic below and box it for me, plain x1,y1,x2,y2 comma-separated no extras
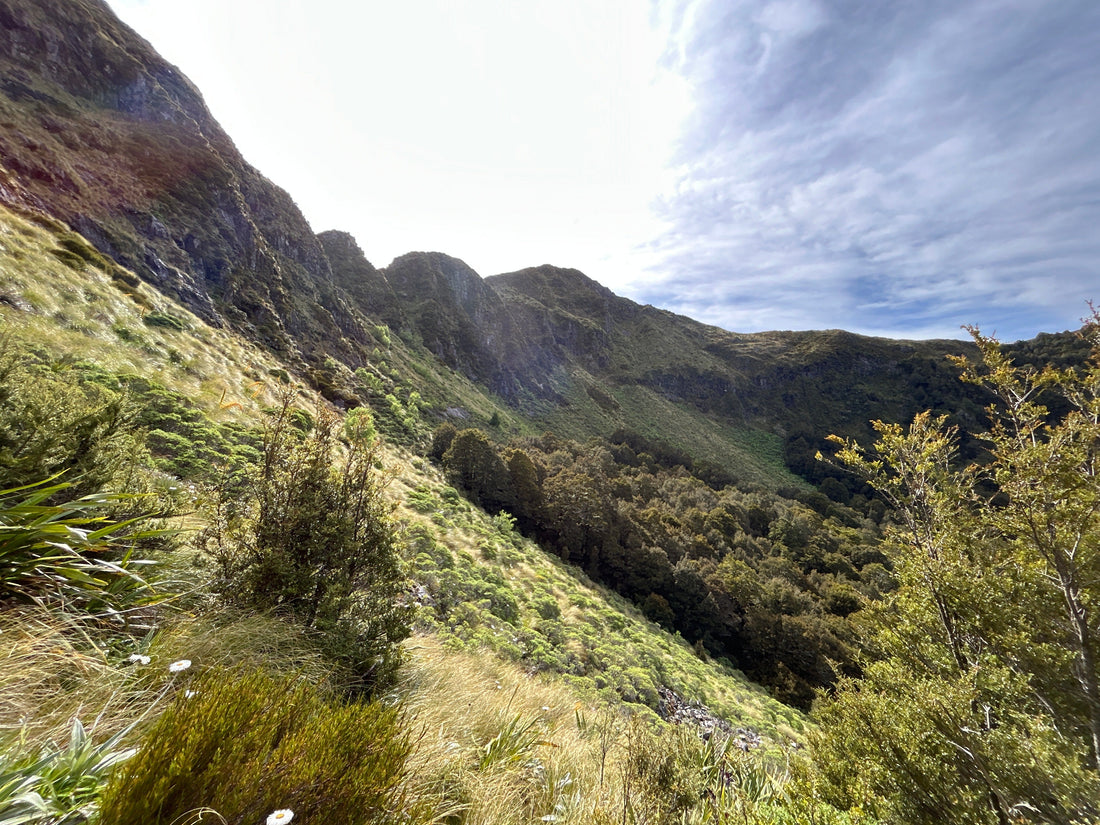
0,718,136,824
202,397,410,693
98,666,419,825
141,312,189,331
0,342,142,498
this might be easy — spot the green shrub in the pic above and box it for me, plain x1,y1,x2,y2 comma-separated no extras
98,666,419,825
0,343,143,497
48,247,86,270
477,712,551,770
0,718,136,825
202,398,409,693
141,312,189,332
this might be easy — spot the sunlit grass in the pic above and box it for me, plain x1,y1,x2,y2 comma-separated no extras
391,460,805,746
0,204,292,418
0,206,814,822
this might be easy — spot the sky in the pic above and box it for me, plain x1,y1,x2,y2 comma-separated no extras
105,0,1100,342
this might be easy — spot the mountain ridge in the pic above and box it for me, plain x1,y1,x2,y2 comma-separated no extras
1,0,1066,490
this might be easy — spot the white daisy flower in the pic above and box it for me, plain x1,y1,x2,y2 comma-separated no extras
168,659,191,673
267,810,294,824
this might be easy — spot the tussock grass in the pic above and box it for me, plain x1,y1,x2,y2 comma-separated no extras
399,635,619,824
0,609,333,748
0,210,826,822
0,608,137,743
393,462,804,745
0,204,292,418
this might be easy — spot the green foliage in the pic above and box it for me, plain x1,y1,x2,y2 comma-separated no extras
122,375,262,482
0,342,142,497
98,666,418,825
344,405,377,445
429,422,458,462
352,365,422,443
432,428,880,706
814,324,1100,823
611,721,778,825
0,478,164,615
47,247,86,271
140,312,188,332
477,712,551,770
442,429,514,513
0,718,135,825
202,398,409,692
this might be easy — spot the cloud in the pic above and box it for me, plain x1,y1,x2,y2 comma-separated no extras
638,0,1100,340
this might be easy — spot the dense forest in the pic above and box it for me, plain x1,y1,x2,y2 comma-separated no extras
432,421,886,708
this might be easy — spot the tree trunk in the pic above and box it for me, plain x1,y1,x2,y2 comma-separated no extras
1053,550,1100,768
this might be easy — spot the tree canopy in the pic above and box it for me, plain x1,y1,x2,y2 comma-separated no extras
812,323,1100,824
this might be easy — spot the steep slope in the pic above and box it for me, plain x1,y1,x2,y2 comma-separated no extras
0,0,377,372
0,0,995,490
483,266,987,485
0,197,802,742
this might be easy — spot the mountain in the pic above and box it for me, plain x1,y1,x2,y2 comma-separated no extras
7,5,1100,820
0,0,382,371
0,0,1055,491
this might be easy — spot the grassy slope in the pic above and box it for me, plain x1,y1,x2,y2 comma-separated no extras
484,269,979,491
0,203,803,746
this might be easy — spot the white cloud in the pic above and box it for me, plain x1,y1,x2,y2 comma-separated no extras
105,0,1100,342
640,0,1100,340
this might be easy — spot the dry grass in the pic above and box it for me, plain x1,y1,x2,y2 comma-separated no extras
0,205,814,822
0,203,293,417
399,635,628,824
390,460,805,745
0,608,157,747
0,605,333,755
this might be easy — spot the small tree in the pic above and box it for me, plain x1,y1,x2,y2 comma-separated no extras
204,398,409,692
812,323,1100,823
441,428,513,513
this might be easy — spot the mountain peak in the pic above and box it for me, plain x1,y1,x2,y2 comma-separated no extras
487,264,634,328
0,0,206,126
385,251,500,319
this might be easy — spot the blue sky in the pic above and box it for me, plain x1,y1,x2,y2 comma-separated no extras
107,0,1099,342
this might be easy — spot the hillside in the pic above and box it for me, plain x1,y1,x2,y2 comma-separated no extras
3,2,1098,822
0,189,817,824
0,0,1069,715
0,0,997,495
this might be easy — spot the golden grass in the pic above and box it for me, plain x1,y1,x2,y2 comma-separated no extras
0,206,811,821
0,604,334,756
390,460,805,745
399,635,627,824
0,203,294,418
0,608,155,746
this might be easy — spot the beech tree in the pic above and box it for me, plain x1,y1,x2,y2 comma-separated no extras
812,324,1100,823
442,428,513,512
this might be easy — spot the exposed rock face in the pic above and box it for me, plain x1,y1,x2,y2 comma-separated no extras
489,266,621,372
657,686,762,749
319,230,405,331
0,0,371,369
383,252,526,395
0,0,987,451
